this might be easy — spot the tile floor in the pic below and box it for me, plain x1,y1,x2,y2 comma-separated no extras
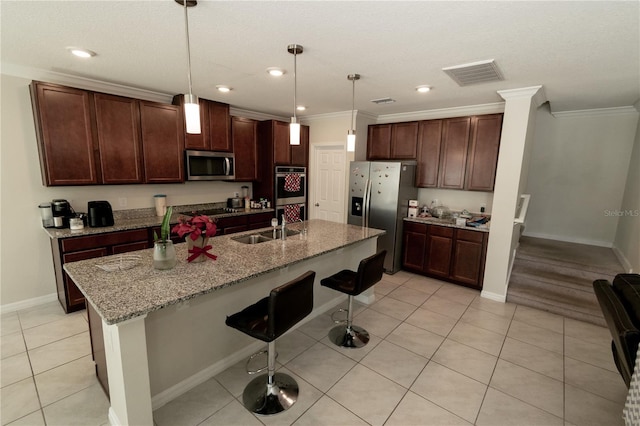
0,271,629,426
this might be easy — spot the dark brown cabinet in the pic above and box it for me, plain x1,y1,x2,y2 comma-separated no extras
231,116,258,181
415,120,443,188
93,93,144,184
367,124,392,160
254,120,309,205
248,211,276,230
414,114,502,191
438,117,472,189
402,222,428,271
30,81,99,186
391,121,419,159
140,101,184,183
173,96,231,152
402,222,488,289
54,229,150,312
465,114,503,191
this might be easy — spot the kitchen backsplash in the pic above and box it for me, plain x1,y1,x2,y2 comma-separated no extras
417,188,493,214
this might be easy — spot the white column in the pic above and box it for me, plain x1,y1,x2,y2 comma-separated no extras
481,86,546,302
102,315,153,426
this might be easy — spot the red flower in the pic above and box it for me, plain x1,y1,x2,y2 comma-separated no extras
171,215,217,241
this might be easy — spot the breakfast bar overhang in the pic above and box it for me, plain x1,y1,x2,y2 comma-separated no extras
64,220,384,425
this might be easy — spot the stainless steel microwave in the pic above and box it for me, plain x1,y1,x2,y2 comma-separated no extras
185,150,235,181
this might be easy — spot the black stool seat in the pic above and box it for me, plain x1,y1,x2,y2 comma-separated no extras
321,250,386,348
226,270,315,415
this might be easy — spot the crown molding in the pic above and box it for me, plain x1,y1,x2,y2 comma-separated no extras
2,62,173,103
497,85,546,107
229,107,287,121
375,102,505,124
302,110,352,122
551,106,639,118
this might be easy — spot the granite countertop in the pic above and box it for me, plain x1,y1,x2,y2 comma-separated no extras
404,216,490,233
63,219,385,325
44,204,275,239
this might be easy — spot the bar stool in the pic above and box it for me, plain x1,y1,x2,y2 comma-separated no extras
321,250,386,349
225,271,315,415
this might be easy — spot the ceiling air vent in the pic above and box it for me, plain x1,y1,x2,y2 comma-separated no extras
371,97,396,105
442,59,504,86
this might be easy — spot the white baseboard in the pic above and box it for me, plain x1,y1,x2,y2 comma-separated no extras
0,293,58,314
480,290,506,303
150,295,344,410
521,231,613,248
612,246,633,273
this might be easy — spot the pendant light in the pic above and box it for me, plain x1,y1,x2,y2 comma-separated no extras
288,44,303,145
177,0,201,134
347,74,360,152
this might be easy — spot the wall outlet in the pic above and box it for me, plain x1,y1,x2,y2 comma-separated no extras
480,203,486,213
234,192,239,197
118,197,127,207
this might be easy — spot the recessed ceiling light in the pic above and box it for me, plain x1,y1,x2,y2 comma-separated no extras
67,47,97,58
267,67,285,77
296,105,306,111
415,85,431,93
216,85,232,93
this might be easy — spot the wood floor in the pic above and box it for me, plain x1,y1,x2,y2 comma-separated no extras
506,236,626,326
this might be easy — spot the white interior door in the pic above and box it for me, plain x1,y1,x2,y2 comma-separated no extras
312,145,346,222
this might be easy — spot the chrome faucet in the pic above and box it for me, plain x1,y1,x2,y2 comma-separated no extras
281,215,287,240
296,218,307,235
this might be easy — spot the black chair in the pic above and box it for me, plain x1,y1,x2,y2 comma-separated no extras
225,271,315,415
320,250,386,348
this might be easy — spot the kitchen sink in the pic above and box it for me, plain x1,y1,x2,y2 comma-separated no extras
258,229,301,239
231,234,273,245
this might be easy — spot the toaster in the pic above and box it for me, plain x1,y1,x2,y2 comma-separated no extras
88,201,114,227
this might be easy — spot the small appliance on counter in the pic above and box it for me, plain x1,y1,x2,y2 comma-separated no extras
39,202,54,228
52,199,73,228
227,197,243,209
154,194,167,217
88,201,114,227
408,199,419,218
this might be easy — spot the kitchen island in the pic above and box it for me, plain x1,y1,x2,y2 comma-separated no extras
64,219,384,425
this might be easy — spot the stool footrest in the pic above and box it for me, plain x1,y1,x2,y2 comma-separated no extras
330,308,349,324
246,349,278,375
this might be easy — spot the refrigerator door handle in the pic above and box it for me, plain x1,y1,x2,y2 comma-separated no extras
363,178,372,228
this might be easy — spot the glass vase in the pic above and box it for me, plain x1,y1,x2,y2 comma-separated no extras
187,236,209,263
153,240,177,270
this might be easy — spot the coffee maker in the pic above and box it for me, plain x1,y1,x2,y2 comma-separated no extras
51,199,73,228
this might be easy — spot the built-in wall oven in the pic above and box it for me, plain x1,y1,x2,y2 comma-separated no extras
275,166,306,224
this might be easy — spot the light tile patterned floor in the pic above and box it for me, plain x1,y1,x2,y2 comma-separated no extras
0,271,628,425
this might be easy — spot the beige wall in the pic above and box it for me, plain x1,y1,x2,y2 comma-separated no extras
614,103,640,272
525,105,638,247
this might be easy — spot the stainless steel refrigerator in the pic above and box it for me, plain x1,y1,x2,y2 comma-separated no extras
348,161,418,274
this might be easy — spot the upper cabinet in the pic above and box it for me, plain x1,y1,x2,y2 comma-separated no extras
438,117,472,189
367,124,392,160
172,96,231,152
290,125,309,167
30,81,99,186
465,114,503,191
93,93,144,184
390,121,419,159
139,101,184,183
231,116,258,181
31,81,187,186
415,120,443,188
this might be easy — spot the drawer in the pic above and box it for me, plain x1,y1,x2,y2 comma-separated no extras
248,212,275,224
216,215,248,228
61,229,149,253
404,221,428,234
429,225,454,238
63,247,108,263
456,229,485,243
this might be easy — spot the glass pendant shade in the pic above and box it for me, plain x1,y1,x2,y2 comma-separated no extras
347,130,356,152
290,117,301,145
183,94,201,134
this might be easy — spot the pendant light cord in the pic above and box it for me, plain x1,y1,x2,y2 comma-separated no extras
183,0,194,97
293,50,297,121
351,77,355,131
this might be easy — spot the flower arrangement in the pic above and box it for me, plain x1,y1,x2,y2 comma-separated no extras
171,214,218,241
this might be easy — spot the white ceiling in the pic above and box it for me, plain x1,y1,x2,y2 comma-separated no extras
2,1,639,118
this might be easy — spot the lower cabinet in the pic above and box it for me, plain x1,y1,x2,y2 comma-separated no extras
54,229,150,313
402,222,488,289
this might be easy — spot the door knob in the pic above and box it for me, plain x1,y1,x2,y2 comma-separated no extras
315,203,319,206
